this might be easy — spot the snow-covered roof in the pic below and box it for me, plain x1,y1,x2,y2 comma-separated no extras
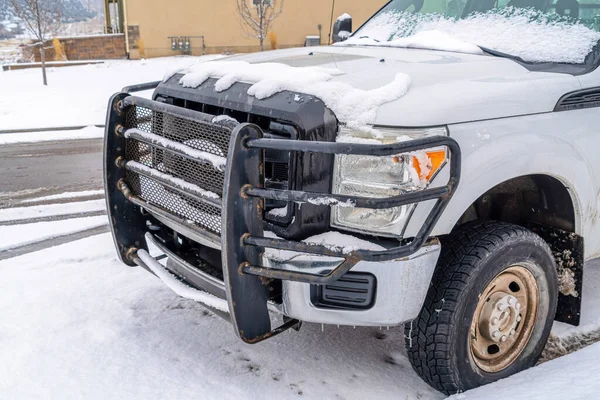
347,8,600,64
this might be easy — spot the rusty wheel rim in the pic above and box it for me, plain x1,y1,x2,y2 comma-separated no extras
469,265,539,373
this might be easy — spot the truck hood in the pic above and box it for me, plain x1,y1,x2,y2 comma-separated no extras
225,46,581,127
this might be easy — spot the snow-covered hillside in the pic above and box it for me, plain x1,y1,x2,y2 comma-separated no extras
0,0,96,38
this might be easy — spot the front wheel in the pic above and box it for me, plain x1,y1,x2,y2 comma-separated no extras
405,222,558,394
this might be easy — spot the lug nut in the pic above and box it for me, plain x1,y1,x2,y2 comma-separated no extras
516,303,521,310
501,335,507,342
491,317,499,325
510,329,516,336
508,297,516,306
497,303,506,311
492,331,500,339
517,315,522,322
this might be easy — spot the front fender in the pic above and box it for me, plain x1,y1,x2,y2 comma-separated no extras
404,113,598,256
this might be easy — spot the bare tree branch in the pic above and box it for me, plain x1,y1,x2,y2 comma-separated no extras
235,0,284,51
8,0,63,85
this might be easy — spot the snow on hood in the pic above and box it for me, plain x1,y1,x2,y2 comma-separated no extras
166,46,581,127
175,60,411,127
347,7,600,64
345,30,483,56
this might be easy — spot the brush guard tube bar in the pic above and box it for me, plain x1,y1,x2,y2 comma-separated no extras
239,135,461,280
104,86,461,343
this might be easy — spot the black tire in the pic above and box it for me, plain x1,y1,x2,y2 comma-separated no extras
405,222,558,395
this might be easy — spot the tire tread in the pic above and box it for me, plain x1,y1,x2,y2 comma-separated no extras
405,221,552,394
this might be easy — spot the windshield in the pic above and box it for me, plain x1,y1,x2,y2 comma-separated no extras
349,0,600,63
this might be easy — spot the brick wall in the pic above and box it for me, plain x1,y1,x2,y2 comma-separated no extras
21,34,126,62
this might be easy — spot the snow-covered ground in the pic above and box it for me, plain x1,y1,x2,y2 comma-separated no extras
1,196,600,399
0,232,444,400
0,55,220,131
450,342,600,399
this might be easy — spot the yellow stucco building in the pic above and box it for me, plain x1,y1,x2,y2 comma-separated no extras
104,0,388,59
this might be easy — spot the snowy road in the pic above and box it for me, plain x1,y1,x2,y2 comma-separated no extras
0,138,103,207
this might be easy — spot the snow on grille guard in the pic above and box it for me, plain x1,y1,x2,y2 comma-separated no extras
104,85,461,343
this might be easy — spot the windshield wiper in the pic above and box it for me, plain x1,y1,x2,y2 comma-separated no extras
479,46,526,63
340,35,380,44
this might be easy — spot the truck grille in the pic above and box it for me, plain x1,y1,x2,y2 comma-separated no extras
124,104,231,234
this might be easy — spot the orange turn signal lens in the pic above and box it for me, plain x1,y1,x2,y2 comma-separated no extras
412,150,447,181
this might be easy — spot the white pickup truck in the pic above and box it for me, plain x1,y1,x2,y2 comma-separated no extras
104,0,600,394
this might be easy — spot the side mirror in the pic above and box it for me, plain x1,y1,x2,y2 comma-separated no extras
332,14,352,43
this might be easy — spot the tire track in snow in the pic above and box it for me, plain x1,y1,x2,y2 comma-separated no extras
0,210,106,226
0,225,110,261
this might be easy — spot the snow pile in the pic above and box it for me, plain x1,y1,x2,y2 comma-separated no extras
267,206,288,218
303,232,386,255
179,61,344,95
377,30,482,55
124,128,227,171
162,54,227,83
337,13,352,22
338,31,351,40
212,115,239,125
347,7,600,63
178,61,411,126
264,230,386,261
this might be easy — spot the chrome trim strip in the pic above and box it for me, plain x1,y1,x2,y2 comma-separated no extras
146,233,226,299
143,233,282,314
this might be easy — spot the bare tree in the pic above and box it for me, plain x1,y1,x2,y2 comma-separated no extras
8,0,63,85
236,0,284,51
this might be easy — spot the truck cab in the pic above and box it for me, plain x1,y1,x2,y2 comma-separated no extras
105,0,600,394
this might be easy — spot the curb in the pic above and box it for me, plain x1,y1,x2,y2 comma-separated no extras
0,125,105,135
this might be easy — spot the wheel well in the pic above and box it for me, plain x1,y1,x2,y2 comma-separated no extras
455,175,576,233
454,175,583,326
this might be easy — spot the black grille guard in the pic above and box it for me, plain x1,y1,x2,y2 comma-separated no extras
104,83,462,343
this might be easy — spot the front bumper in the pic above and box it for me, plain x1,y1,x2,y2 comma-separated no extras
139,231,440,327
104,83,461,343
279,239,441,326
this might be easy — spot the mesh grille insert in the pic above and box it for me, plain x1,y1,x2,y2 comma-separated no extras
124,105,231,234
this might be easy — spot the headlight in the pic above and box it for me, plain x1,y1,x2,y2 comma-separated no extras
331,126,448,237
